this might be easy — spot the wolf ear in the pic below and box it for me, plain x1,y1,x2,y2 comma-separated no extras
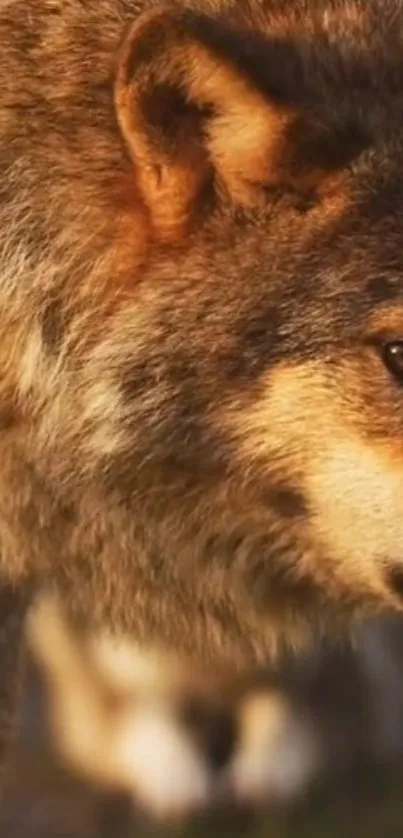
115,6,363,240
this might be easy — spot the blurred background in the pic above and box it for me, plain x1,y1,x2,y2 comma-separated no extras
2,604,403,837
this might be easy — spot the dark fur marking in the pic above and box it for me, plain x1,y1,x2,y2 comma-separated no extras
366,275,402,305
385,566,403,601
42,297,65,354
227,306,283,380
264,487,308,519
120,361,156,402
0,405,18,430
179,696,237,770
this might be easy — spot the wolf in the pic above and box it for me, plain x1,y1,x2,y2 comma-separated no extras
2,0,403,805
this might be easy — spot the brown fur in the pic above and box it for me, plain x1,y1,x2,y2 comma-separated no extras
2,0,403,689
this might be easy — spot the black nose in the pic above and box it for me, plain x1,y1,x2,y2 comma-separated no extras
179,698,238,771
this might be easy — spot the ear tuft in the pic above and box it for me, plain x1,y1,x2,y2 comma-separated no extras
115,6,366,240
115,6,285,238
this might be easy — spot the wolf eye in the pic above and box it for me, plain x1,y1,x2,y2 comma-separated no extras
382,341,403,381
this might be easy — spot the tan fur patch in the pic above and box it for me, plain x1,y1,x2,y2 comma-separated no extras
221,360,403,608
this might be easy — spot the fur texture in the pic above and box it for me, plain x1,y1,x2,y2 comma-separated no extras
2,0,403,673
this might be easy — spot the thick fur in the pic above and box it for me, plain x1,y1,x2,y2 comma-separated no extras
2,0,403,677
